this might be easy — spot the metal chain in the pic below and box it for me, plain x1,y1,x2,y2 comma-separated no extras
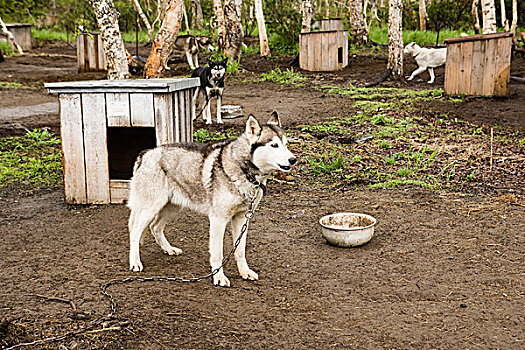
101,184,261,319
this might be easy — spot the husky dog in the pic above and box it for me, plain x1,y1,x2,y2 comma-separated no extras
128,112,296,287
404,42,447,84
191,58,228,124
167,35,215,70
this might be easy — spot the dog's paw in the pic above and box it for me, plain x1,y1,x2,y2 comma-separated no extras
130,261,143,272
213,273,231,287
206,120,212,125
217,119,224,124
163,246,183,256
427,80,434,84
407,76,414,81
240,268,259,281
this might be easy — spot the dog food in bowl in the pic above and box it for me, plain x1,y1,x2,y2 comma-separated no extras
319,212,377,247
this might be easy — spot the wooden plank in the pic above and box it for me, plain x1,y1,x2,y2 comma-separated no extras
327,32,335,71
482,38,498,96
59,94,87,204
307,34,316,71
342,31,348,68
110,180,130,204
185,88,192,142
299,35,306,70
97,34,106,70
445,32,513,44
444,43,459,95
154,93,174,145
493,37,512,96
130,93,155,126
77,35,85,72
173,91,181,143
81,93,110,204
189,88,195,142
106,92,131,126
457,41,473,95
45,78,200,94
469,39,485,96
87,35,97,71
321,32,329,71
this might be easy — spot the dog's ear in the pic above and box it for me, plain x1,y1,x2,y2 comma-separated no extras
267,111,282,127
245,115,261,140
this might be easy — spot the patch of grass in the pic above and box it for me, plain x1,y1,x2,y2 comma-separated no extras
0,41,12,56
369,179,437,190
0,129,62,188
193,128,235,143
260,67,307,85
32,29,68,42
307,151,344,175
0,82,24,89
369,27,476,46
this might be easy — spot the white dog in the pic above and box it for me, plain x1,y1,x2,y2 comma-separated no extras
404,42,447,84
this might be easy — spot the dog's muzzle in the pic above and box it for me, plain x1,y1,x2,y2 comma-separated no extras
279,157,297,171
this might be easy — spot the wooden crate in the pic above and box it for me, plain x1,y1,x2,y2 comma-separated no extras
0,23,32,50
444,32,513,97
299,30,348,71
45,78,200,204
319,18,343,31
77,33,106,72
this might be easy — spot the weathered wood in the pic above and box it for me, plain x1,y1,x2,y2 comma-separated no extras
59,94,87,204
469,39,485,95
458,41,473,95
130,93,155,126
482,38,498,95
109,180,130,204
154,93,174,145
82,93,110,203
444,32,513,44
106,93,131,126
0,23,31,51
320,18,343,31
46,78,200,93
299,30,348,71
77,33,106,72
494,36,512,96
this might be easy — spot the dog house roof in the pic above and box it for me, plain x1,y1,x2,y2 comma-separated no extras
45,78,200,94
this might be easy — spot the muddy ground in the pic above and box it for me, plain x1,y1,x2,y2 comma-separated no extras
0,41,524,349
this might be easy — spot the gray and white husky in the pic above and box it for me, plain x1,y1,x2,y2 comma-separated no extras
127,112,296,287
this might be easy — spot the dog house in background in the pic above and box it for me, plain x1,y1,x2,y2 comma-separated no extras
77,33,106,72
319,18,344,31
45,78,200,204
0,23,32,50
444,32,513,97
299,29,348,71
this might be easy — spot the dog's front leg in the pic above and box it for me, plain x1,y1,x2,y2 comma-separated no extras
407,66,427,81
204,88,212,124
231,212,258,281
186,52,196,70
192,88,199,121
427,67,435,84
193,53,199,68
216,88,224,124
209,215,230,286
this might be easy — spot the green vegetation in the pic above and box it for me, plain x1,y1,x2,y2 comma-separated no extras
260,67,307,85
193,128,236,143
0,41,12,56
0,82,24,89
0,129,62,188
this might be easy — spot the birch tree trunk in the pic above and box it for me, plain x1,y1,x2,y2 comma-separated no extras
89,0,129,79
472,0,481,34
510,0,518,44
254,0,271,57
0,16,24,54
223,0,244,60
301,0,314,33
213,0,226,51
192,0,204,29
325,0,330,18
481,0,497,34
144,0,183,78
349,0,367,43
499,0,509,31
419,0,426,31
387,0,403,80
131,0,152,37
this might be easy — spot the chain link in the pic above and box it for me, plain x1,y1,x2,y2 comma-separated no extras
102,184,261,319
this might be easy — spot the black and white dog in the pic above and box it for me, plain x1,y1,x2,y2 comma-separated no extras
191,58,228,124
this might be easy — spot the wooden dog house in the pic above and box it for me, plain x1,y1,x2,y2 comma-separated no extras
299,30,348,71
77,33,106,72
0,23,32,50
45,78,200,204
319,18,343,31
444,32,513,97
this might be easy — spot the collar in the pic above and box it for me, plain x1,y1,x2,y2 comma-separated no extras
241,161,267,195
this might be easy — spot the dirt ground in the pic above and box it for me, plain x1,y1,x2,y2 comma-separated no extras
0,42,524,349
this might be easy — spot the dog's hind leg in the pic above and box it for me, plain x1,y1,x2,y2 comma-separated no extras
209,215,230,286
231,212,258,281
204,88,212,124
427,67,435,84
216,88,224,124
129,210,156,272
407,66,427,81
186,51,196,70
193,53,199,68
192,88,200,120
149,212,183,256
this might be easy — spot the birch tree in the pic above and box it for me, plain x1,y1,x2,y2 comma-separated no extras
213,0,226,51
419,0,427,30
510,0,518,44
349,0,367,43
89,0,129,79
223,0,244,60
192,0,204,29
144,0,183,78
254,0,270,57
0,16,23,55
499,0,509,31
480,0,497,34
472,0,481,34
387,0,403,80
131,0,153,40
301,0,314,32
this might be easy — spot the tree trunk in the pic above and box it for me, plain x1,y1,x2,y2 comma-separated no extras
144,0,183,78
192,0,204,29
510,0,518,45
481,0,497,34
254,0,271,57
349,0,367,43
325,0,330,18
213,0,226,51
387,0,403,80
499,0,509,31
89,0,129,79
472,0,481,34
0,16,24,55
223,0,244,60
301,0,314,33
419,0,426,31
131,0,152,36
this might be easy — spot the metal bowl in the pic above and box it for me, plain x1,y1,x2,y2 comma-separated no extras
319,212,377,247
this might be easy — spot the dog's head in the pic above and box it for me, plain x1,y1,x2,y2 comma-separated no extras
197,36,215,52
403,42,419,55
207,58,228,81
244,112,296,174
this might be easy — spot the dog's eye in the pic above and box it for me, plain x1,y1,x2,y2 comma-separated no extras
271,143,279,148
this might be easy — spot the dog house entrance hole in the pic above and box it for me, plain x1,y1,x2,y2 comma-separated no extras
338,47,343,64
107,127,156,180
